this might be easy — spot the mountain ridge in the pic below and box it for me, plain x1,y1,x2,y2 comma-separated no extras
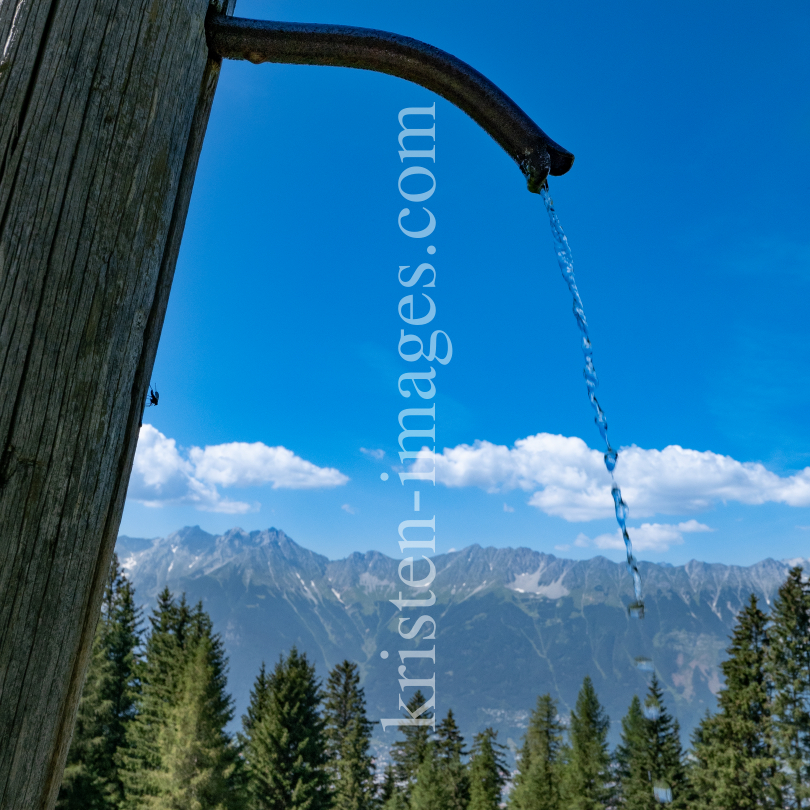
117,526,803,750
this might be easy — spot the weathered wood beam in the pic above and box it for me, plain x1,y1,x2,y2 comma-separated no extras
0,1,234,806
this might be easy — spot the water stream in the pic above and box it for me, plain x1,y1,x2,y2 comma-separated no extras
540,186,671,804
539,186,644,613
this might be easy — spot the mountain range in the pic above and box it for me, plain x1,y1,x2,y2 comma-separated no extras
116,526,801,753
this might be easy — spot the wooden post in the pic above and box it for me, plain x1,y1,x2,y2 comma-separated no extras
0,1,233,806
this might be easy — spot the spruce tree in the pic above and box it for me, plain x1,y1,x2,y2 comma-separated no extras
382,791,409,810
690,594,780,809
58,555,141,810
434,710,470,810
409,744,452,810
615,696,650,810
383,792,409,810
468,728,508,810
767,566,810,808
242,662,271,743
241,646,331,810
323,660,376,810
120,589,192,805
615,676,689,809
509,694,563,810
436,710,467,760
378,765,399,806
150,630,242,808
59,625,116,810
562,676,612,810
390,690,433,793
120,593,240,809
646,676,690,809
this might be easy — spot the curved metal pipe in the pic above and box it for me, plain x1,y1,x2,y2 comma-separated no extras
206,15,574,192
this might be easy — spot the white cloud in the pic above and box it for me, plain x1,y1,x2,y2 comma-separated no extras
341,504,358,515
190,442,348,490
129,425,192,500
418,433,810,522
128,425,348,513
360,447,385,460
575,520,713,553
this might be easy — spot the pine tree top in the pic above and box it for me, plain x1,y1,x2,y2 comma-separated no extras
570,675,610,741
241,646,331,810
391,690,434,788
436,709,467,760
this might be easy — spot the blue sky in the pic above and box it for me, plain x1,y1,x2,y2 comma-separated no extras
120,0,810,567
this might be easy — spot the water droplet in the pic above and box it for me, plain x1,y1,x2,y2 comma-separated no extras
628,601,645,619
634,657,655,672
653,781,673,803
604,448,618,472
643,704,661,720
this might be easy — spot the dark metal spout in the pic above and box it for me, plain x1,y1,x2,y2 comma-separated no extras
206,15,574,192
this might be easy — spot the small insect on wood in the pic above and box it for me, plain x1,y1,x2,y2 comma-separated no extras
146,385,159,407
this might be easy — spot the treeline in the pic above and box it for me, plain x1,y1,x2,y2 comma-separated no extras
59,561,810,809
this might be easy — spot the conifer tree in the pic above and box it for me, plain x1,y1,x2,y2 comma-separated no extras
58,556,141,810
468,728,508,810
645,676,690,808
767,566,810,808
103,558,142,803
242,662,271,743
690,594,780,809
378,765,400,807
120,589,192,805
241,646,330,810
120,593,240,809
323,660,376,810
434,710,470,810
436,710,467,760
615,696,650,810
383,792,409,810
409,744,453,810
509,694,563,810
382,791,409,810
150,631,242,808
59,626,116,810
390,690,434,793
562,676,612,810
615,676,689,809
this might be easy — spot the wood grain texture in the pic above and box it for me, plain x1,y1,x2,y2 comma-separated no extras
0,0,234,806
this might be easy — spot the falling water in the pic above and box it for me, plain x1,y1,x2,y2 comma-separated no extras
540,186,644,614
539,185,671,805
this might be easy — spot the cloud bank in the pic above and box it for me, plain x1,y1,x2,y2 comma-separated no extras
418,433,810,522
128,425,349,513
569,520,714,554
